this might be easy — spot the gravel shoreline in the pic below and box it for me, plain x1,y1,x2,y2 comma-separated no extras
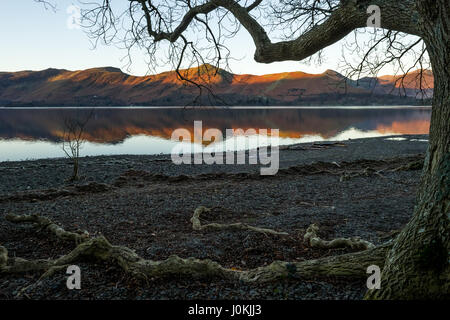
0,134,428,299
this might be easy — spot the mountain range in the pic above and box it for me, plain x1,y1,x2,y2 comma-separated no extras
0,64,433,107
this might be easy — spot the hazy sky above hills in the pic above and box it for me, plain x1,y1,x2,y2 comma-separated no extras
0,1,416,77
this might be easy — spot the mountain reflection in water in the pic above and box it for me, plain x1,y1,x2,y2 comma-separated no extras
0,107,431,161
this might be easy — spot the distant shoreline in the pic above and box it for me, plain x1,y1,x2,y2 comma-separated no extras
0,133,429,164
0,133,428,173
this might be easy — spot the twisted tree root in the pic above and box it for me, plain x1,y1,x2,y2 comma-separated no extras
191,206,289,236
1,236,391,282
304,224,375,251
5,213,89,244
390,159,423,172
1,214,390,285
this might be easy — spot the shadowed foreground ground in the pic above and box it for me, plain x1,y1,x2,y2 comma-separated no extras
0,135,428,299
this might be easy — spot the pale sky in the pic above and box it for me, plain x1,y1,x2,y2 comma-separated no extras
0,1,410,77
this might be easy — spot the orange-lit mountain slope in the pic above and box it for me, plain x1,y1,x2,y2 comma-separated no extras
0,64,433,106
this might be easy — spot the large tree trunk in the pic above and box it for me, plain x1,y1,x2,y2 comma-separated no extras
366,0,449,299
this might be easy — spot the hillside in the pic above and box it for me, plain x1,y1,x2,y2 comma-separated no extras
0,64,433,106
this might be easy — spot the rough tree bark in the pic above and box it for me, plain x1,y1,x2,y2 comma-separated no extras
366,0,450,299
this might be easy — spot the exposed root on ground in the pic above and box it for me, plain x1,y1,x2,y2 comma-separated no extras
340,167,386,182
1,156,424,204
1,236,390,282
1,214,391,292
191,206,289,236
339,158,423,183
5,213,89,244
390,159,424,172
304,224,375,251
0,182,111,204
114,155,425,187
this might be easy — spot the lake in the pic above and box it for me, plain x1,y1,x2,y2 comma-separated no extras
0,106,431,162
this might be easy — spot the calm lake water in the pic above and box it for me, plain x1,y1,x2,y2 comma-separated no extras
0,106,431,162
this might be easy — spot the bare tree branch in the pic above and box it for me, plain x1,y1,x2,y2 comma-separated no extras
76,0,426,101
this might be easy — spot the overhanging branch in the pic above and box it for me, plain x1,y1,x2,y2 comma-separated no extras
135,0,420,63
